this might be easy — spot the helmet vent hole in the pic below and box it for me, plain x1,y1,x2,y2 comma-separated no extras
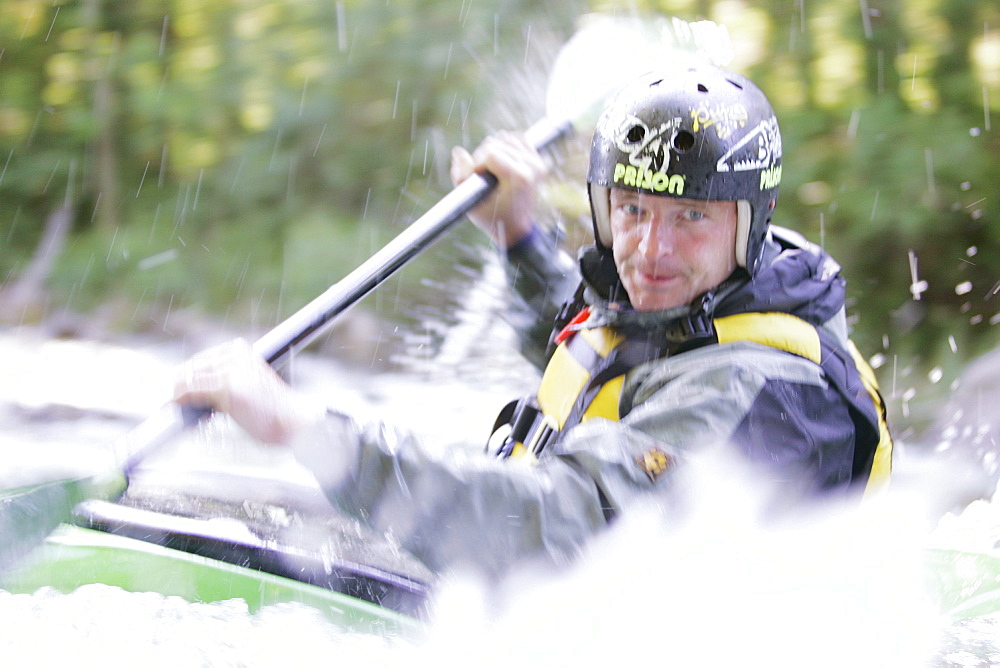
625,125,646,143
697,83,709,93
672,131,695,153
727,79,744,90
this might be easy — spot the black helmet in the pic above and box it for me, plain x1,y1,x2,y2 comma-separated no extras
587,65,782,276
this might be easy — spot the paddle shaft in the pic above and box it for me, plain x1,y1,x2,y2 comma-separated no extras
117,115,573,475
254,116,573,366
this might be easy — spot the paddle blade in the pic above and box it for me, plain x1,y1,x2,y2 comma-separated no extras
545,14,734,131
0,472,126,572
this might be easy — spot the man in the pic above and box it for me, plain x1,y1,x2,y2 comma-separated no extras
175,64,892,579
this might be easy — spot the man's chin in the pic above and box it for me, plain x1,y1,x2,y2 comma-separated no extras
630,294,686,313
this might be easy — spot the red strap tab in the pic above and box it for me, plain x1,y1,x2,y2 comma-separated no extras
553,307,591,345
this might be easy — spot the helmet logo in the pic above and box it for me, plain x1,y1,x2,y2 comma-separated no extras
760,164,782,190
610,114,686,195
612,163,685,195
715,116,782,177
689,102,749,140
613,114,681,174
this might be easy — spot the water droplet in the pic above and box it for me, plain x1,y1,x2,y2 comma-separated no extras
955,281,973,295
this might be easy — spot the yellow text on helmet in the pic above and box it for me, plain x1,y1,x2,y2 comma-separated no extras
613,163,685,195
760,164,782,190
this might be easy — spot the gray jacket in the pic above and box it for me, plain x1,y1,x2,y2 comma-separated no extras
292,226,880,579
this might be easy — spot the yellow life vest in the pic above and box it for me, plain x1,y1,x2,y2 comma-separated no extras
492,311,892,496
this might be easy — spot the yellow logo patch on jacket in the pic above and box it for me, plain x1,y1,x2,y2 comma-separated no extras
637,448,674,482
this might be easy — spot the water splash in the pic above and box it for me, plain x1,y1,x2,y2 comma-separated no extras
0,585,412,667
417,452,944,667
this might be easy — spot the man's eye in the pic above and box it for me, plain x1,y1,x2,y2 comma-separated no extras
622,203,641,215
685,209,706,221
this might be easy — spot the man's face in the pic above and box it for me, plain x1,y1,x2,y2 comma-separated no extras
609,189,738,312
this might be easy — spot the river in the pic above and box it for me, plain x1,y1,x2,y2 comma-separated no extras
1,267,999,666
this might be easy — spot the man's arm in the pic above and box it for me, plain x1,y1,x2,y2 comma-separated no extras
450,132,581,366
288,410,611,580
500,225,580,368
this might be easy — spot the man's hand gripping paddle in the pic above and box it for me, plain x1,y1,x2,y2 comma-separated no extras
0,15,733,571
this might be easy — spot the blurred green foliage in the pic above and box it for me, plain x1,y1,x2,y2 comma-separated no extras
0,0,997,389
0,0,575,320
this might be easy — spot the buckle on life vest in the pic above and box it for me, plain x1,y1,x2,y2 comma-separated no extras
488,397,559,459
524,414,559,456
662,311,716,351
489,397,538,458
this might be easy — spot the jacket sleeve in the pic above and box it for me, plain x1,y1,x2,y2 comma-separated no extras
289,411,610,580
290,342,855,578
499,226,580,369
285,344,760,579
288,379,699,580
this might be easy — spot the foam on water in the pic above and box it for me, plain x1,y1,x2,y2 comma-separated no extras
418,452,944,667
0,585,412,667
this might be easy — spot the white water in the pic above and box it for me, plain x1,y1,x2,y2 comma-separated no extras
0,586,407,667
1,313,999,666
417,467,940,667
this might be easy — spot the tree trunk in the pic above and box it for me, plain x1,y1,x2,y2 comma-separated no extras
82,0,121,230
933,0,979,110
0,173,75,323
860,0,905,104
792,0,818,110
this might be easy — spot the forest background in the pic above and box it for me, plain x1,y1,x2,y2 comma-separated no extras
0,0,997,438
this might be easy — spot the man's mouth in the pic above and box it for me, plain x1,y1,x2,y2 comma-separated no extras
638,268,679,284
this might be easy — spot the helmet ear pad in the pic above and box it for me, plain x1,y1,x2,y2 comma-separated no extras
588,183,613,248
588,183,754,272
734,200,752,269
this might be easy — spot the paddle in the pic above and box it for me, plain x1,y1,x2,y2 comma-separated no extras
0,15,733,572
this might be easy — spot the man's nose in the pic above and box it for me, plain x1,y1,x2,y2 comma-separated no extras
638,220,674,258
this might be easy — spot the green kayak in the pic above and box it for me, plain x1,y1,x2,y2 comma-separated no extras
3,524,422,638
926,547,1000,621
0,473,430,640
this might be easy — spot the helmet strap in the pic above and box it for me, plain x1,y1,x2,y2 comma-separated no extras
734,200,752,268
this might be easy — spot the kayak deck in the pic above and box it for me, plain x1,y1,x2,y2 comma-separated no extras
0,471,432,638
3,523,423,638
72,498,430,617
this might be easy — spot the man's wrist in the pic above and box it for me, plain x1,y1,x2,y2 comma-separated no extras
503,223,542,254
277,397,331,447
